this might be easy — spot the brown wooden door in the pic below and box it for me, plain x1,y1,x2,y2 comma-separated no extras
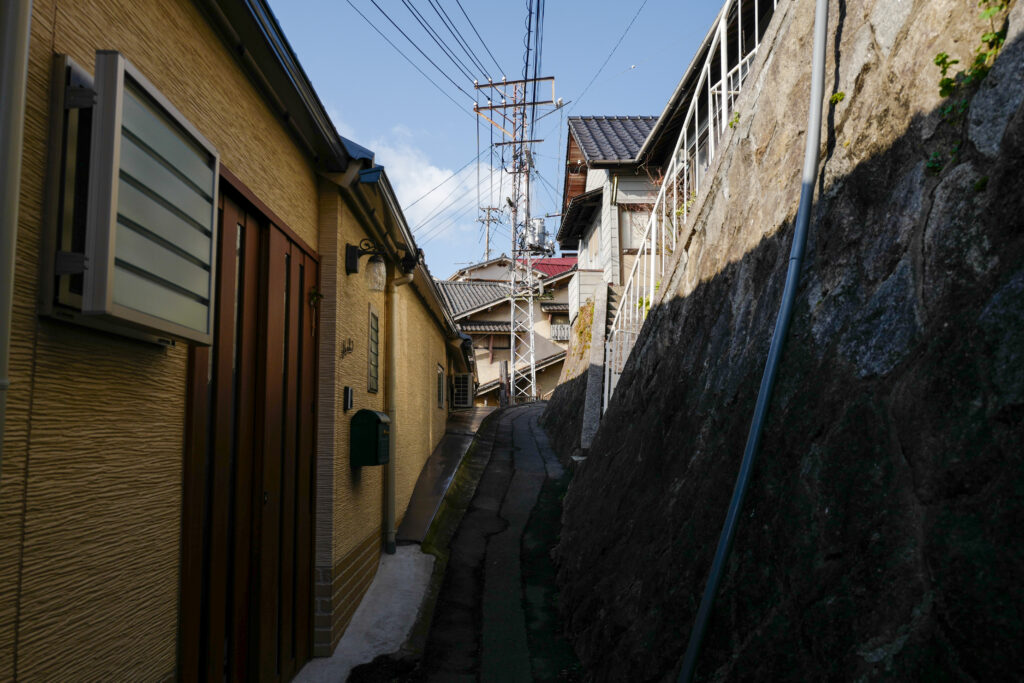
180,188,317,682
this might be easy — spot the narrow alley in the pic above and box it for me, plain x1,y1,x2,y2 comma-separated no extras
351,404,580,682
3,0,1021,679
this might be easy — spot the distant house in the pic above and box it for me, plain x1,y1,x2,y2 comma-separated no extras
550,0,780,446
448,253,576,283
437,257,575,404
556,116,659,323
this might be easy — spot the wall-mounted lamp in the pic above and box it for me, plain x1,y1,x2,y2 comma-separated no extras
340,337,354,358
346,238,387,291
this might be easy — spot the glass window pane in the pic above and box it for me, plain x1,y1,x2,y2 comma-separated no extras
119,134,213,229
113,265,209,332
122,82,214,196
117,179,212,264
115,221,210,298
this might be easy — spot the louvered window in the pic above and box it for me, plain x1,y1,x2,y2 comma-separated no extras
41,51,218,345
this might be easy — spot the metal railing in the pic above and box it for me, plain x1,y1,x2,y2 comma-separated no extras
603,0,776,411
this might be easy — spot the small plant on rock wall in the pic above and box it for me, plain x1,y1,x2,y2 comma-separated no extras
829,91,846,104
674,191,698,217
929,0,1010,172
935,1,1009,100
727,111,740,129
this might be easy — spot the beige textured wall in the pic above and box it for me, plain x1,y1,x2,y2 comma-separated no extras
454,262,510,281
330,199,387,568
537,363,563,400
52,0,319,248
393,283,449,518
0,0,321,678
321,190,451,644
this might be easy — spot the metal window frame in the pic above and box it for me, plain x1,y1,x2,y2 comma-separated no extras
367,305,379,393
436,364,444,409
84,51,220,345
40,52,220,345
452,372,473,409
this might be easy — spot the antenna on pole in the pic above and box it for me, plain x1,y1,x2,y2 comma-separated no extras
477,207,501,261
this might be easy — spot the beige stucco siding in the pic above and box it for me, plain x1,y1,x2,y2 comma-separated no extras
319,190,451,647
329,200,387,568
0,0,322,678
393,283,449,518
455,262,511,281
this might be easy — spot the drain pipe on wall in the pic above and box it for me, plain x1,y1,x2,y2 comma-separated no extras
677,0,829,680
384,268,414,554
0,0,34,477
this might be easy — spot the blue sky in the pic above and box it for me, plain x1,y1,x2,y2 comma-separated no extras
267,0,722,278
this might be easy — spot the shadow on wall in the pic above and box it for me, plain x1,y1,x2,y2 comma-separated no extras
540,369,590,460
554,29,1024,683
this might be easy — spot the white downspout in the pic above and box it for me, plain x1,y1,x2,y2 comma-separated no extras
384,269,414,554
0,0,33,477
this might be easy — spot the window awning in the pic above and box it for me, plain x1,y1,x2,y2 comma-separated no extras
555,187,602,250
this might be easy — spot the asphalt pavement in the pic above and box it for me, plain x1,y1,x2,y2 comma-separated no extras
350,403,580,682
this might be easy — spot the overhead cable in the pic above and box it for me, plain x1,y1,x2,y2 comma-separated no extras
366,0,477,101
405,148,487,209
400,0,477,83
427,0,492,79
455,0,506,77
570,0,650,113
346,0,475,115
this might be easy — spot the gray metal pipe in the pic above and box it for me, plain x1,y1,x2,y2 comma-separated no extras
677,0,829,679
0,0,34,477
385,270,414,554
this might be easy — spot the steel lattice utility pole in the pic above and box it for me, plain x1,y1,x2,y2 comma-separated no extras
474,77,555,403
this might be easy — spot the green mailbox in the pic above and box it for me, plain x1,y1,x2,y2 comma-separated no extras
350,409,390,467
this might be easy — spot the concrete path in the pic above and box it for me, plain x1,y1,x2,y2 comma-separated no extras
293,546,435,683
293,408,494,683
352,403,579,682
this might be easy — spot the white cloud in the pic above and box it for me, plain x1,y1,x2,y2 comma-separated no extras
326,106,357,140
322,116,525,276
369,129,518,260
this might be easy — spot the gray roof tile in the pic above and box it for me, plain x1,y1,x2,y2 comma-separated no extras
568,116,658,164
460,320,511,333
434,280,507,318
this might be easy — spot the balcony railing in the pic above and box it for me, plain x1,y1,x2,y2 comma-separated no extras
604,0,777,411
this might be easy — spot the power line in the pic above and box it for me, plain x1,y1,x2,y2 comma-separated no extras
476,87,482,239
413,159,503,233
533,167,560,204
427,0,491,79
418,194,486,243
422,201,511,247
415,167,507,240
346,0,475,118
405,148,487,209
570,0,651,113
412,170,479,231
529,0,545,142
400,0,476,83
366,0,477,101
454,0,507,77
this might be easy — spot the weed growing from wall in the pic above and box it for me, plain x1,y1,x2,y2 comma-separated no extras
929,0,1010,173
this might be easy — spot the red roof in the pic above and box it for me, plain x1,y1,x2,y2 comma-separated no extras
520,257,577,278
